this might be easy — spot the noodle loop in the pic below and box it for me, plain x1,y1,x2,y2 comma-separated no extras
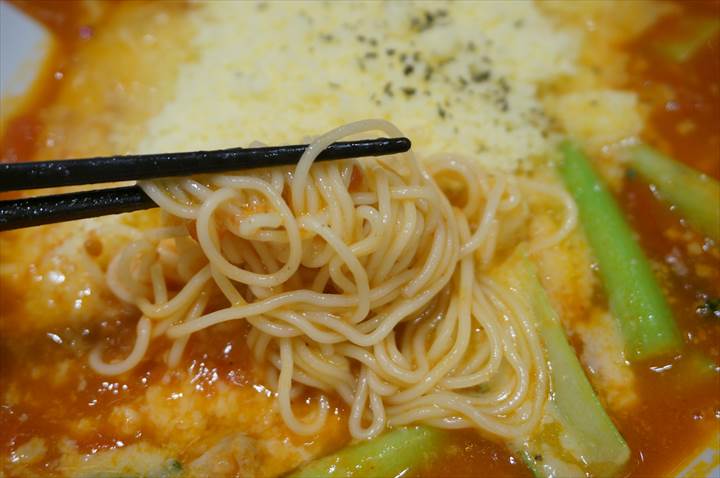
97,120,575,441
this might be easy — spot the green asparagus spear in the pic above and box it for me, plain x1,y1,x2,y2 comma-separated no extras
628,144,719,242
495,251,630,477
559,141,682,361
288,426,444,478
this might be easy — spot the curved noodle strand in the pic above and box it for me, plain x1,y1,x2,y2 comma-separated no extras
94,120,577,442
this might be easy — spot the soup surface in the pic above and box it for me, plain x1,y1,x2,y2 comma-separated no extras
0,1,718,477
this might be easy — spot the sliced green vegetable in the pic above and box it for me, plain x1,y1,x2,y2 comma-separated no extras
81,459,182,478
288,426,445,478
656,16,720,62
559,141,681,361
495,251,630,478
628,144,720,242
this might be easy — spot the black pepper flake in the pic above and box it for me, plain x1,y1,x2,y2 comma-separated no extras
357,34,366,42
403,64,415,76
365,51,378,59
534,455,543,462
413,51,421,62
383,82,394,97
437,105,447,119
386,48,396,56
424,65,434,81
401,87,416,97
498,98,509,112
410,9,449,32
368,38,378,47
498,77,511,93
411,12,434,32
458,76,468,87
471,70,491,83
320,33,334,42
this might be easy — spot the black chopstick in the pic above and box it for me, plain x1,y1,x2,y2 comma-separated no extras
0,137,411,192
0,137,412,231
0,186,153,231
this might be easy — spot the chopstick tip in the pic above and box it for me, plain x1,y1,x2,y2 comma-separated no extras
392,136,412,153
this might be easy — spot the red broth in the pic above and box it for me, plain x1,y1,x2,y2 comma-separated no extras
1,2,718,477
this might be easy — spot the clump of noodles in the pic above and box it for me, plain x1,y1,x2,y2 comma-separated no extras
92,119,577,442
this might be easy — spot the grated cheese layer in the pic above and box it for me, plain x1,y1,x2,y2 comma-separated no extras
139,1,579,171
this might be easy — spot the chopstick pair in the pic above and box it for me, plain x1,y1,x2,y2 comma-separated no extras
0,137,411,231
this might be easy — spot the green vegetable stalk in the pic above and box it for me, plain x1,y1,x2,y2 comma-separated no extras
83,458,182,478
628,144,720,242
288,426,444,478
496,251,630,477
559,141,682,361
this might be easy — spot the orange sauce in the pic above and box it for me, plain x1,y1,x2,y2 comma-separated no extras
614,3,720,475
2,0,114,165
0,1,718,476
1,1,118,462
